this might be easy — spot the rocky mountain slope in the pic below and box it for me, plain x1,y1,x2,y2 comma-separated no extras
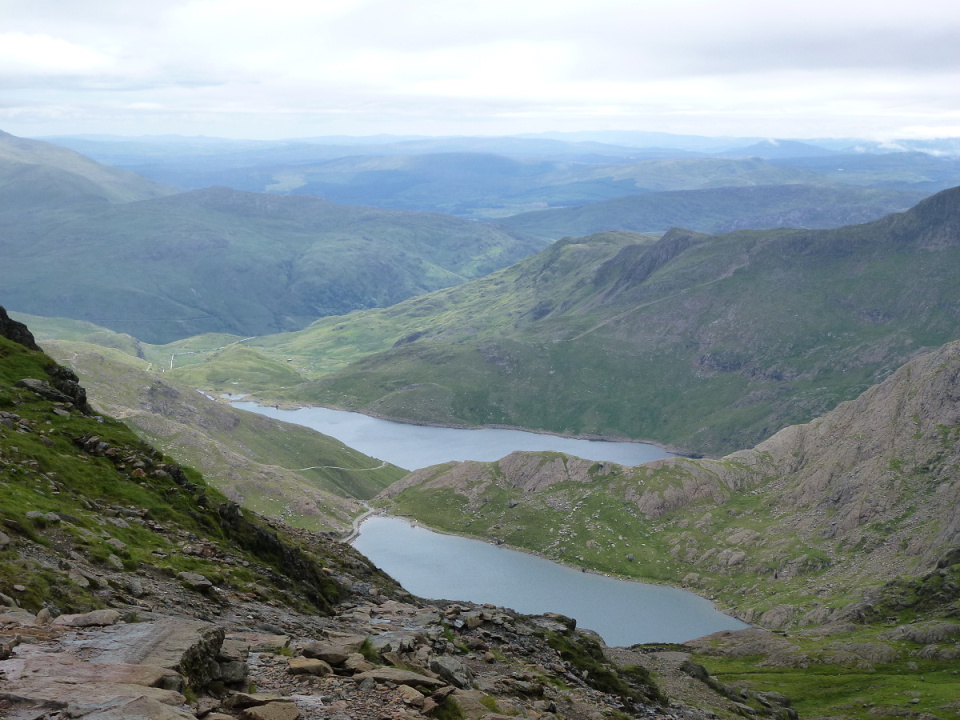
379,336,960,620
376,337,960,719
1,308,788,720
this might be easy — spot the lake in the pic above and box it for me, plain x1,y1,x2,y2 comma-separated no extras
230,402,674,470
352,515,748,646
231,401,743,644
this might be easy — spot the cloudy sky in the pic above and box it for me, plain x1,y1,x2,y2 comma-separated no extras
2,0,959,140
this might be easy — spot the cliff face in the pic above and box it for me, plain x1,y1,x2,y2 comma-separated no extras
709,338,960,569
0,306,40,351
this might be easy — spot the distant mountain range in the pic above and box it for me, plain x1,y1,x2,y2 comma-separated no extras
39,132,960,220
0,132,544,344
493,184,926,238
10,127,959,347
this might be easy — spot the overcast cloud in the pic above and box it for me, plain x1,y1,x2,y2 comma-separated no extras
1,0,958,140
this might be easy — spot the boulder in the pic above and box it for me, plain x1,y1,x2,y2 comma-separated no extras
0,307,41,350
225,692,288,709
80,696,196,720
300,640,350,665
0,653,185,716
398,684,426,707
241,702,301,720
368,631,419,655
353,667,446,689
225,631,290,653
0,611,34,625
219,659,248,683
431,656,474,689
177,571,214,593
287,656,333,676
53,609,121,627
16,378,72,403
344,652,376,673
68,617,226,690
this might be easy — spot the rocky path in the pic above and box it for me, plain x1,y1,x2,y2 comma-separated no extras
0,592,702,720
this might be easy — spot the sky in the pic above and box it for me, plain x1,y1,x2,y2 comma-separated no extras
2,0,959,141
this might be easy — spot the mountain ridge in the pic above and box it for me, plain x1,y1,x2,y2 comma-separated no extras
228,186,960,456
0,129,176,205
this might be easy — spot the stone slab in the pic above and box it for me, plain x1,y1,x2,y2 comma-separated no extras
353,667,446,689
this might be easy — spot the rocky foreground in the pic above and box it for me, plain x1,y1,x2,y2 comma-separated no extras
0,519,795,720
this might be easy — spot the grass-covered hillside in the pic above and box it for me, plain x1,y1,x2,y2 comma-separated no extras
494,184,926,238
168,187,960,457
40,340,405,533
0,130,176,206
0,307,398,617
0,131,545,344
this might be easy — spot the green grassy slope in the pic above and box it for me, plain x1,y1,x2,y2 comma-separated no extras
0,319,389,616
39,340,405,533
0,130,176,204
1,183,545,343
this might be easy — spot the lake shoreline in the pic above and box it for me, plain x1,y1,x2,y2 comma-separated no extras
231,396,702,459
353,512,747,626
353,508,750,647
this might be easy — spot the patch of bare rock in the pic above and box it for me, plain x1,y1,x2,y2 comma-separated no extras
0,571,741,720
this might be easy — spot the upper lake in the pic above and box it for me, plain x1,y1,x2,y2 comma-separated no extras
231,402,675,470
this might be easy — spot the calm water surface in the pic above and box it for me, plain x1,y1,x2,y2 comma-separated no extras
231,402,674,470
353,516,747,646
232,401,740,644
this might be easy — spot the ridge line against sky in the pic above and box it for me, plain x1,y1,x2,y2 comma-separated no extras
1,0,959,140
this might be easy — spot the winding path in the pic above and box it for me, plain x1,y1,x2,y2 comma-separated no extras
294,461,390,472
343,505,378,544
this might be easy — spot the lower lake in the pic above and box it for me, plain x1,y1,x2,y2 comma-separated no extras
230,402,674,470
352,515,748,646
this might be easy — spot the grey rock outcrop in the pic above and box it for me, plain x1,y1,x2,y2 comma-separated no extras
0,307,40,352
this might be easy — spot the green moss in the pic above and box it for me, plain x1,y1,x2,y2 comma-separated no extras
545,631,665,706
358,638,380,664
478,696,501,713
432,696,466,720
